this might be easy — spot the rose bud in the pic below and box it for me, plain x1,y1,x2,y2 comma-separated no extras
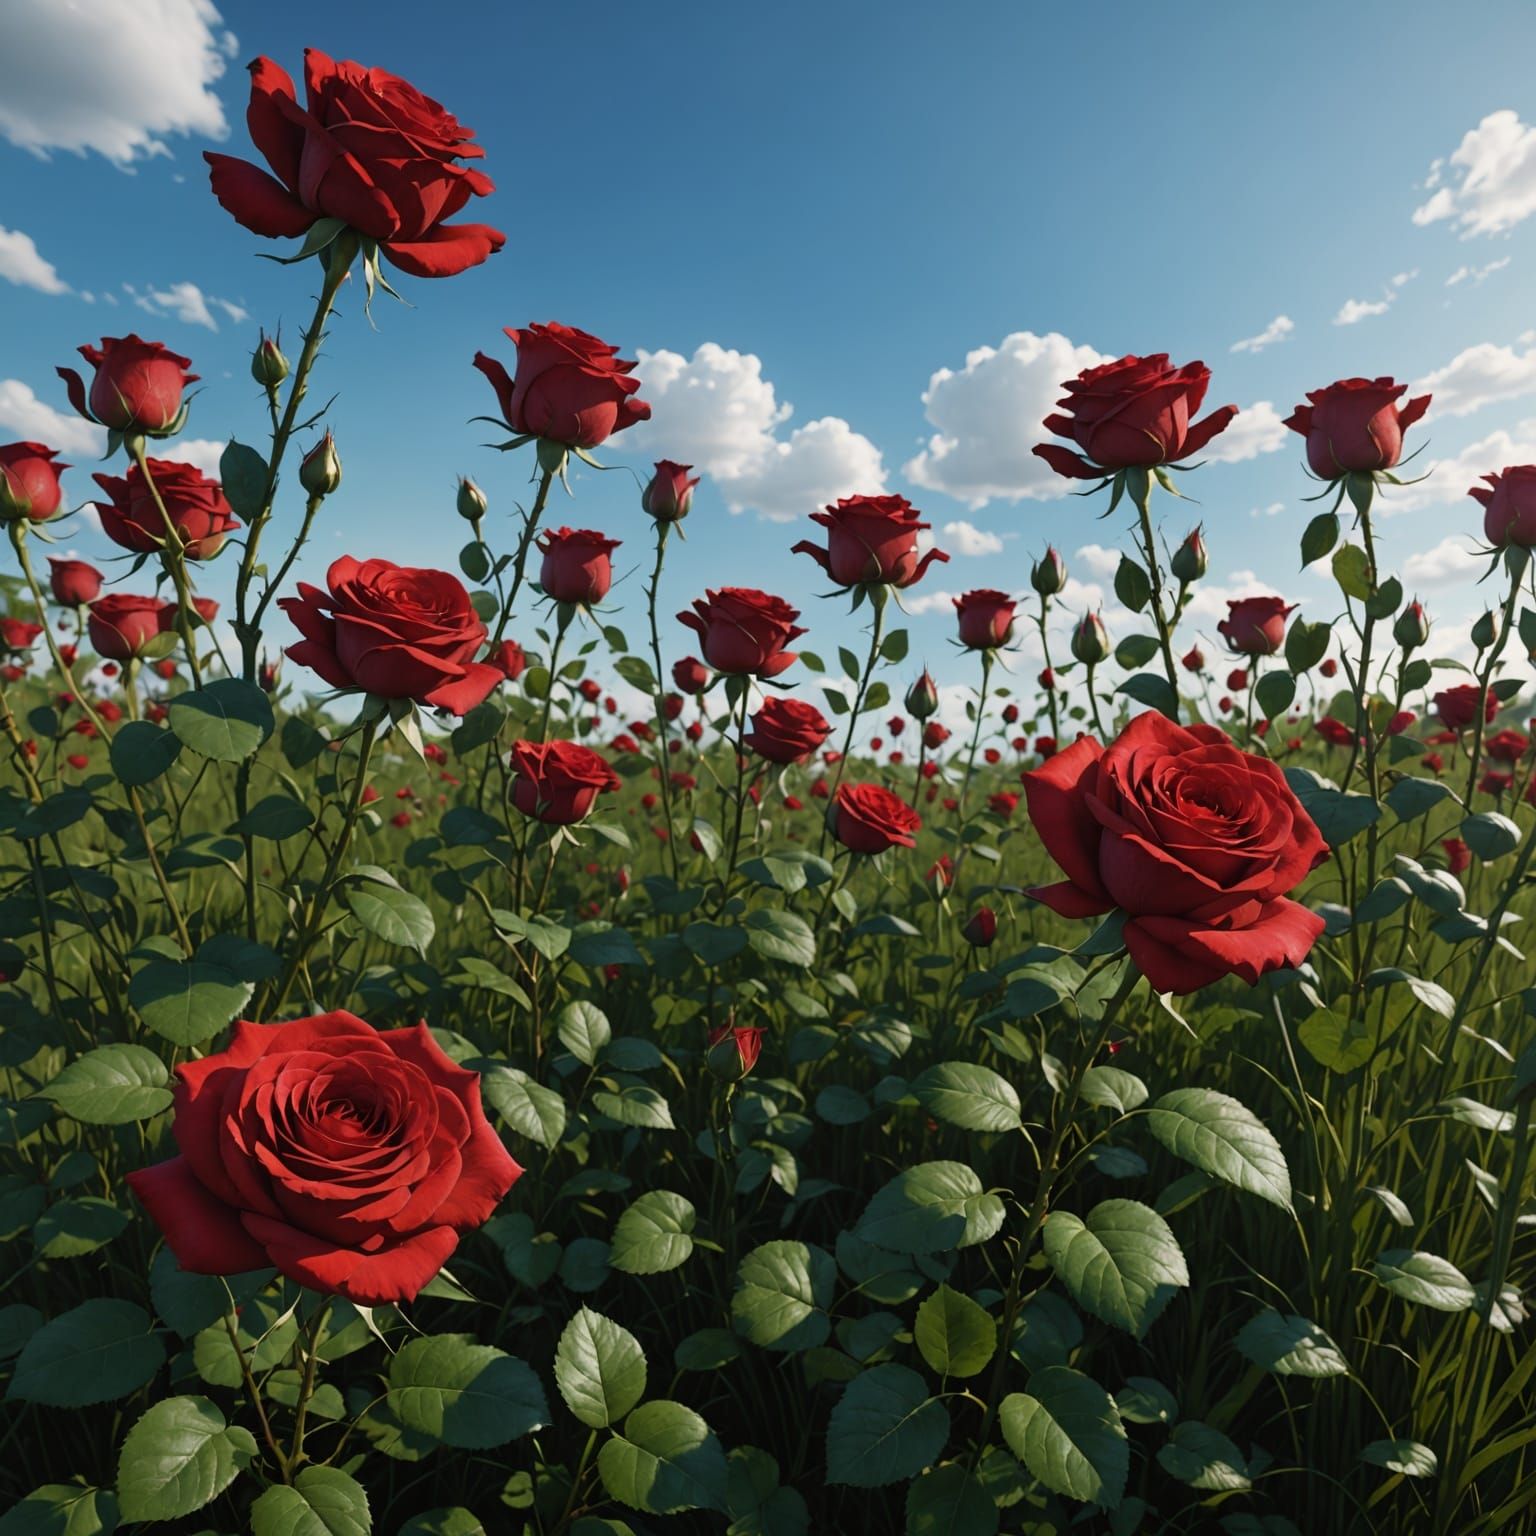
1070,611,1111,666
1442,837,1472,875
792,493,948,589
1471,609,1499,652
258,657,281,692
509,739,621,824
1315,716,1354,747
1387,710,1416,736
154,658,179,680
1434,684,1497,732
92,458,240,561
1486,727,1529,763
0,618,42,653
906,670,940,720
1319,658,1338,678
673,655,710,693
1227,669,1248,691
923,721,951,750
88,593,176,660
48,557,102,606
705,1019,763,1082
1283,377,1431,479
1218,596,1295,656
1031,546,1068,596
0,442,69,522
491,639,527,681
58,334,198,435
678,588,805,678
954,589,1016,650
299,431,343,498
578,679,602,704
1039,667,1055,691
962,907,997,947
1182,646,1205,673
251,333,290,388
456,476,489,524
888,716,906,737
743,696,832,765
1002,703,1019,724
662,692,684,722
832,782,922,854
537,527,621,607
1219,696,1233,714
642,459,700,523
1171,527,1207,583
1394,600,1430,651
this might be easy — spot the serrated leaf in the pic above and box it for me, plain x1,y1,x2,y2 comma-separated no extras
387,1335,548,1448
7,1298,164,1406
1145,1088,1292,1210
610,1191,695,1274
1371,1250,1476,1311
999,1367,1127,1508
910,1062,1022,1132
855,1162,1005,1253
40,1044,171,1124
597,1400,729,1514
1234,1310,1347,1376
1042,1200,1188,1338
826,1363,950,1488
732,1240,836,1352
555,1307,647,1429
117,1395,257,1522
913,1284,996,1377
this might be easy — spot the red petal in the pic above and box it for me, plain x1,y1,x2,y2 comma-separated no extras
204,153,314,238
382,223,507,279
127,1156,271,1274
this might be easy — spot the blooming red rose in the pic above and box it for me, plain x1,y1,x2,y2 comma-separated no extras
678,587,804,678
491,639,527,681
48,557,102,605
204,50,504,278
989,789,1020,819
474,323,650,448
1435,684,1497,732
126,1011,520,1305
281,556,501,715
744,696,832,765
1314,716,1355,747
1283,377,1431,479
537,527,621,605
58,335,197,434
1022,712,1329,995
643,460,699,523
954,589,1016,650
509,739,620,824
791,494,949,589
1486,727,1529,763
1219,597,1295,657
88,593,177,660
1034,354,1238,478
706,1021,763,1082
0,618,42,653
0,442,69,521
1470,465,1536,548
93,458,240,561
833,782,922,853
1480,770,1513,797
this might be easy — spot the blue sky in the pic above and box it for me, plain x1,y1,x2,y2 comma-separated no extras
4,0,1536,715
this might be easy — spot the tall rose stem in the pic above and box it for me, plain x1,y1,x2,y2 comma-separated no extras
288,1300,332,1470
128,440,215,686
9,524,109,739
958,649,993,813
1129,477,1180,713
1036,594,1060,743
489,463,556,651
537,610,571,744
818,585,888,854
1085,660,1107,738
224,1311,291,1482
645,521,682,881
1462,553,1525,805
715,681,754,913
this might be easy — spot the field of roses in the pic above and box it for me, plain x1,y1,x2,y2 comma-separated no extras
0,42,1533,1536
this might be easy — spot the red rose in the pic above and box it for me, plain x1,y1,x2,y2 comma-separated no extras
643,460,699,523
1227,670,1249,691
0,441,69,521
48,557,102,605
88,593,176,660
93,458,240,561
678,588,804,678
57,335,197,434
204,51,504,278
509,739,620,824
744,696,832,765
705,1021,763,1081
1034,354,1238,478
281,556,500,715
989,790,1019,819
833,782,922,853
1182,647,1205,673
1441,838,1471,875
1022,712,1329,995
1218,597,1295,656
1480,770,1512,796
491,639,527,681
1314,716,1355,747
474,323,651,448
537,527,621,605
954,589,1016,650
791,494,949,588
1319,658,1339,678
1435,684,1497,732
127,1011,519,1305
673,656,710,693
1486,727,1529,763
962,908,997,947
1283,377,1431,479
1470,465,1536,548
0,618,42,653
923,722,951,750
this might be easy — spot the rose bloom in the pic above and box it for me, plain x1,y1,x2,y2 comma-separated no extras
678,588,804,678
93,459,241,561
0,618,42,653
1314,716,1354,747
673,655,710,693
1022,712,1329,995
1034,353,1238,478
989,790,1020,818
923,721,951,750
126,1011,520,1305
282,556,501,715
0,442,69,521
1470,465,1536,548
1283,377,1431,479
792,494,949,588
205,50,504,278
1219,597,1295,657
58,335,197,433
537,527,621,606
1480,770,1513,797
49,557,102,606
954,589,1017,650
744,696,832,765
88,593,177,660
475,323,650,448
833,782,922,853
1182,646,1205,673
1035,736,1058,758
1387,710,1416,736
1434,684,1497,732
509,739,620,824
1442,838,1472,875
490,639,527,681
1486,728,1529,763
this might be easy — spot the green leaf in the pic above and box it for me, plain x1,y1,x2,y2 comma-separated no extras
1234,1310,1348,1376
610,1191,696,1274
596,1400,729,1514
1298,1006,1374,1073
744,907,816,967
1116,672,1179,720
250,1466,371,1536
905,1464,998,1536
1384,776,1456,824
591,1080,674,1130
387,1335,548,1449
117,1395,258,1523
732,1240,836,1352
910,1062,1022,1132
999,1366,1128,1508
855,1161,1005,1253
110,720,182,786
40,1044,171,1123
477,1064,566,1149
1332,542,1371,601
913,1284,996,1377
33,1197,128,1258
1461,811,1522,861
344,877,435,954
555,1307,647,1429
1254,669,1295,720
1042,1199,1188,1338
1115,1376,1178,1425
7,1298,164,1406
826,1363,950,1487
1114,634,1161,670
1145,1088,1292,1210
228,794,314,841
1113,556,1151,613
1158,1420,1250,1491
1078,1067,1148,1115
557,1001,611,1064
1300,510,1339,567
1361,1439,1437,1478
1371,1250,1476,1311
168,680,274,762
128,960,253,1045
0,1485,120,1536
220,440,270,518
1285,618,1331,674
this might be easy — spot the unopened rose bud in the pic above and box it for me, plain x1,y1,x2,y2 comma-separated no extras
1071,611,1111,666
673,656,709,693
258,657,281,693
1182,646,1205,673
1394,600,1430,651
706,1019,763,1082
251,334,290,388
1038,667,1055,692
1171,527,1207,583
1031,546,1067,596
962,907,997,948
906,670,940,719
299,431,342,498
642,459,699,523
457,476,488,522
1471,609,1498,651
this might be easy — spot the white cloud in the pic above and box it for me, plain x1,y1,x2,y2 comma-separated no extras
1392,270,1420,288
1401,535,1487,589
1334,295,1393,325
0,379,104,456
1380,417,1536,513
0,0,236,166
1250,501,1286,518
903,330,1110,508
941,519,1003,557
0,226,68,295
1413,342,1536,418
1412,110,1536,237
902,589,960,617
631,343,885,522
134,280,248,332
1074,543,1121,579
1230,314,1293,354
1201,400,1288,463
169,438,229,479
1446,257,1511,287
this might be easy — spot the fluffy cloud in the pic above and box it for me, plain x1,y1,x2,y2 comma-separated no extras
0,378,104,456
1401,535,1488,589
0,0,236,165
630,343,885,522
1074,543,1121,579
1201,400,1288,463
1230,315,1293,354
131,280,248,331
1378,417,1536,513
1250,501,1286,518
1412,342,1536,419
903,331,1110,507
941,519,1003,557
0,226,68,295
1446,257,1511,287
170,438,230,479
1334,295,1392,325
1413,110,1536,238
902,589,961,618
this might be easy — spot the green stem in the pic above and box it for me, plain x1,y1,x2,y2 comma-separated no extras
1131,481,1180,714
127,440,207,686
489,464,556,651
645,521,682,881
958,648,993,813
